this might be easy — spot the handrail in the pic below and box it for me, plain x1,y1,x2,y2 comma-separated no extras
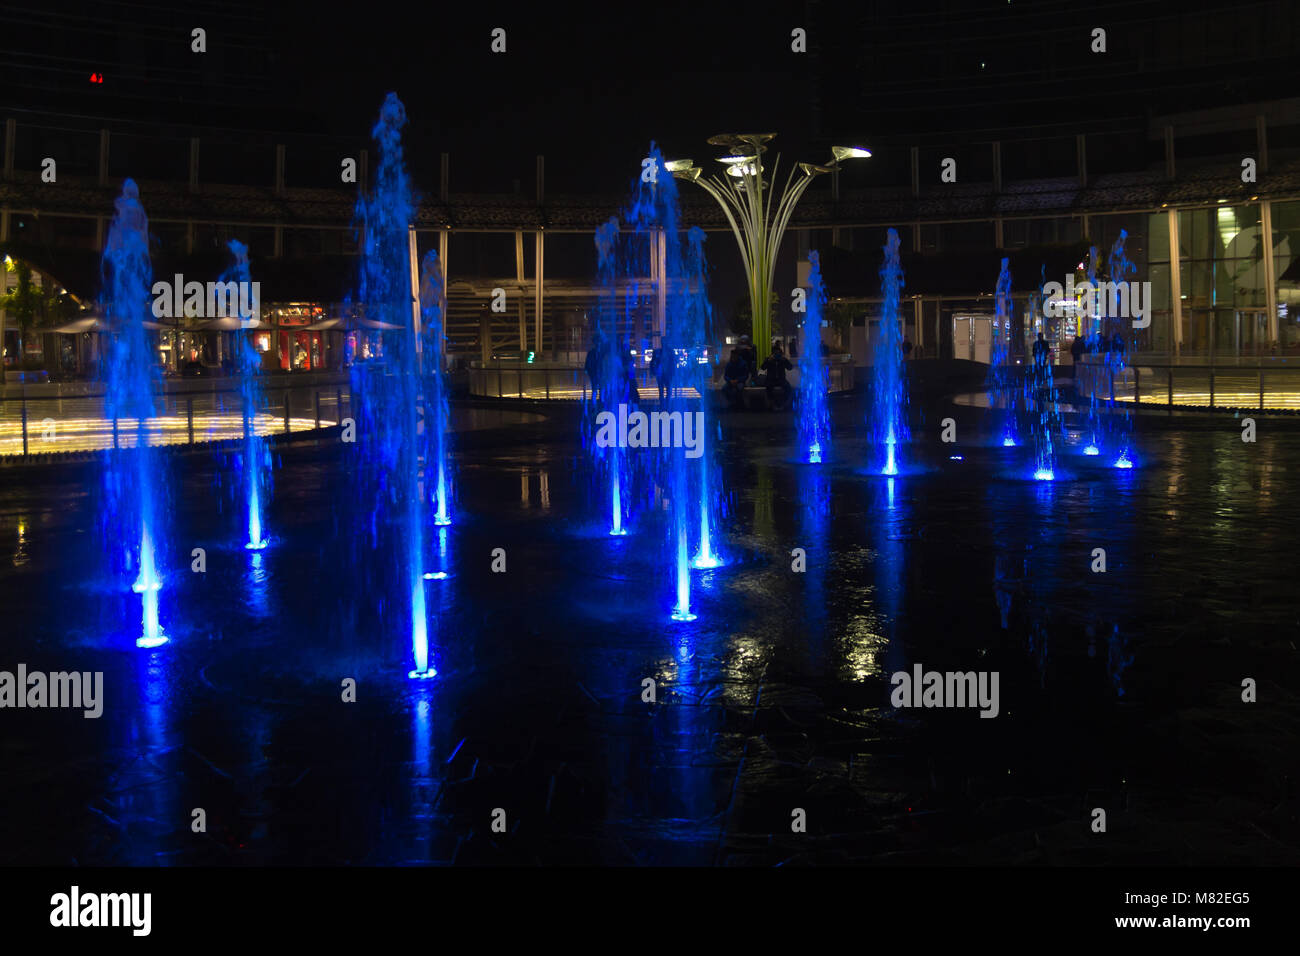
0,377,352,459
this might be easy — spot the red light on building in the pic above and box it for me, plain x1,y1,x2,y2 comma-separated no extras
89,73,104,84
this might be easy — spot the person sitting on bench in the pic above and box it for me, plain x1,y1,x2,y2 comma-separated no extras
761,343,793,411
722,349,748,409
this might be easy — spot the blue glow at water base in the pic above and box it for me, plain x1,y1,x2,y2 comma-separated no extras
1033,468,1055,481
1002,437,1017,447
1084,445,1100,456
883,437,899,476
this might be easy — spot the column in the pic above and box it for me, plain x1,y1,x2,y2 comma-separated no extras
515,230,526,350
1168,209,1183,356
534,229,545,354
1261,200,1278,347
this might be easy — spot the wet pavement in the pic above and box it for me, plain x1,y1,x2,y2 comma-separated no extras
1,396,1297,865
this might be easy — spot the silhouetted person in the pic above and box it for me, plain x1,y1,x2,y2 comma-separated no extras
1032,332,1049,368
738,335,758,384
902,337,913,360
1110,332,1126,362
650,346,674,404
723,349,748,410
761,343,793,411
1070,334,1085,364
621,349,640,407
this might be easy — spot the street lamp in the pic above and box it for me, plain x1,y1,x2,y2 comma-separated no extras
669,134,869,354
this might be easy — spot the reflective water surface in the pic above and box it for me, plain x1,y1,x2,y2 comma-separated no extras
1,400,1296,865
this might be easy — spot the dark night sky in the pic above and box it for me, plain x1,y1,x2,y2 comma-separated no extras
1,0,1293,199
270,2,819,194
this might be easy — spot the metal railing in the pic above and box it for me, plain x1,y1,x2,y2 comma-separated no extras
467,357,855,401
1073,356,1300,411
0,377,352,459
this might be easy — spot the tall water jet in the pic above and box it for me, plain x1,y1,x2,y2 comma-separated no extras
100,179,166,647
586,217,632,536
684,226,722,570
871,229,909,475
1106,230,1136,469
989,258,1019,447
796,250,831,464
1028,266,1060,480
632,147,696,619
1081,246,1103,456
350,93,433,678
419,250,453,527
226,240,271,550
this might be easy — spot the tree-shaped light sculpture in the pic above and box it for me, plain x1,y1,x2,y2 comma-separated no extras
669,136,869,354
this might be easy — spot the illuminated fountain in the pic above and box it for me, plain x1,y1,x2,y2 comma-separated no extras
100,179,166,648
226,240,271,550
989,258,1019,448
1029,266,1060,481
871,229,909,475
586,217,632,536
628,146,715,619
419,250,454,526
1081,246,1103,456
796,250,831,464
349,93,434,678
684,226,722,571
1106,230,1136,469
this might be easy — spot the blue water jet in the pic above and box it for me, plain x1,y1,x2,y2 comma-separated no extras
1080,246,1104,455
632,146,702,619
796,251,831,464
989,258,1019,448
586,217,633,537
1106,230,1137,469
1027,265,1061,481
349,93,434,679
684,226,722,571
419,250,453,527
872,230,909,475
100,179,166,647
225,240,271,550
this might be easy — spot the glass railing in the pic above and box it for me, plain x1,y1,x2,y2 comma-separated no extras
1074,355,1300,410
467,356,856,400
0,375,352,458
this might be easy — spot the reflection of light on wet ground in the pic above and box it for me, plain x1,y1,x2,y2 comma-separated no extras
13,518,28,567
6,414,1300,865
